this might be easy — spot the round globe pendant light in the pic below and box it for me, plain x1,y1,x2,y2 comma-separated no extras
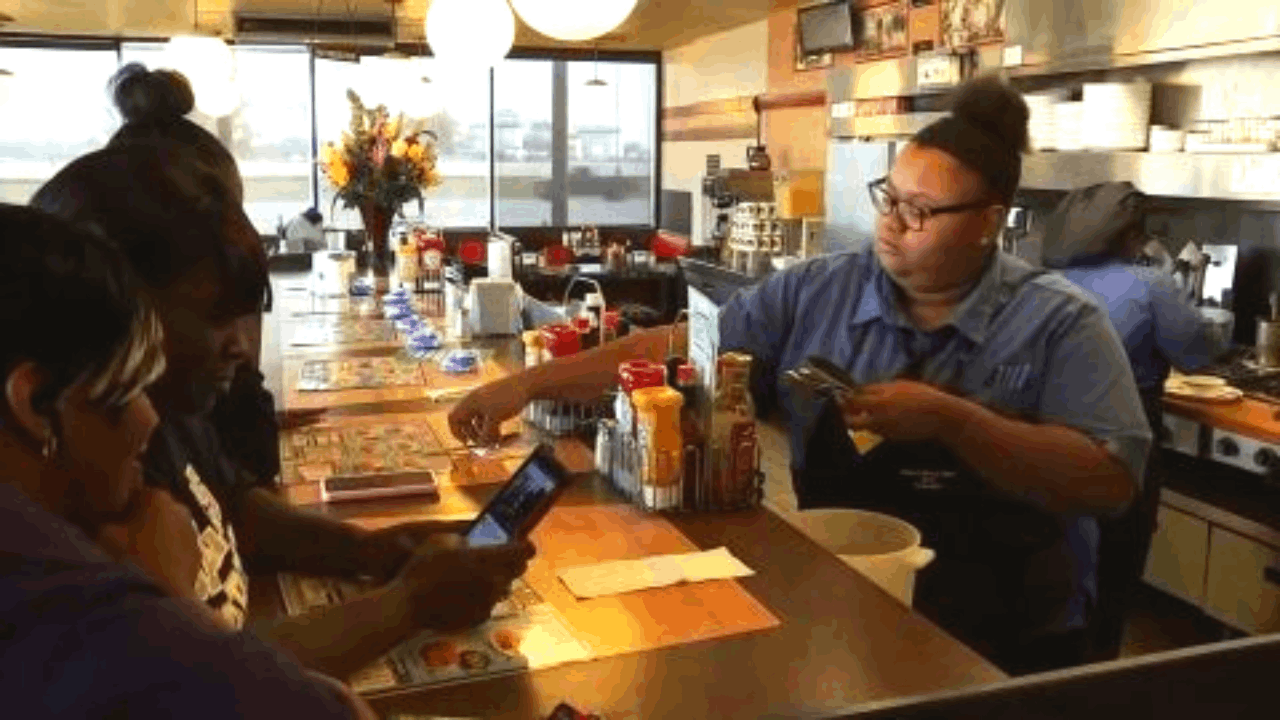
426,0,515,72
509,0,637,42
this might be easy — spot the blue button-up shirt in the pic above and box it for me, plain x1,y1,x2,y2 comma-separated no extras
1061,261,1228,391
718,248,1153,631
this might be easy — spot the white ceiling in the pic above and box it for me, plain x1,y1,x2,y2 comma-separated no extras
0,0,804,50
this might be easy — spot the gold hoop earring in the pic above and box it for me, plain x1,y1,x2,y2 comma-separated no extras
42,432,58,462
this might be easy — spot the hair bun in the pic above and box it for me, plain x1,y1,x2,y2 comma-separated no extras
949,74,1030,155
110,63,196,125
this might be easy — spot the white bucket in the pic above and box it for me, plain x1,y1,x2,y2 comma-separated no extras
787,509,936,607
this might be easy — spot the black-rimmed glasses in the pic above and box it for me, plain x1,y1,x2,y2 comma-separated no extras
867,177,994,231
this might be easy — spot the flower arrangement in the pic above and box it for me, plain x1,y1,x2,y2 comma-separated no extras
319,89,442,216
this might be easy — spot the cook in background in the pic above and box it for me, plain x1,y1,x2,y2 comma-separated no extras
1041,181,1231,663
450,75,1151,676
284,207,328,253
33,72,533,682
0,204,373,719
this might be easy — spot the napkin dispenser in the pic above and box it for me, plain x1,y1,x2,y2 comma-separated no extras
468,278,521,337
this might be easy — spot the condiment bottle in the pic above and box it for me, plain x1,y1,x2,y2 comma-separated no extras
631,386,684,511
613,360,666,499
583,292,605,348
572,316,595,352
396,236,418,288
708,352,758,510
603,310,621,344
540,324,582,435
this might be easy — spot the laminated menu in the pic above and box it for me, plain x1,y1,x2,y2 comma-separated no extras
277,575,591,696
297,357,426,391
278,418,447,485
290,317,399,346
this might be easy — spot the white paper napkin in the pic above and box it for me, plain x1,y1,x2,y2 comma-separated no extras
557,547,755,599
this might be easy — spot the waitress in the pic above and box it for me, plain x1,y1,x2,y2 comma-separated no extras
448,75,1151,676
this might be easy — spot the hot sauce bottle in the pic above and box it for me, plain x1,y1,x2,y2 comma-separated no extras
708,352,759,510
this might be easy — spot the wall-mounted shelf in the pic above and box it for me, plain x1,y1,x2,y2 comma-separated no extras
830,111,948,138
1005,36,1280,79
1021,151,1280,202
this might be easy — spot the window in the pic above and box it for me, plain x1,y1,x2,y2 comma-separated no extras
0,45,120,205
315,56,490,230
494,60,554,228
566,60,656,226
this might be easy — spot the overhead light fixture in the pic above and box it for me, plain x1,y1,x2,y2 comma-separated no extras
509,0,637,42
425,0,515,73
585,47,607,87
0,69,13,106
162,0,239,117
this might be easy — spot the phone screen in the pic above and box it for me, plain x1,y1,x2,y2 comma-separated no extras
465,453,561,547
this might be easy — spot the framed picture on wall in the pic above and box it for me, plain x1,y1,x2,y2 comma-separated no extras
795,39,834,71
941,0,1007,48
861,2,909,56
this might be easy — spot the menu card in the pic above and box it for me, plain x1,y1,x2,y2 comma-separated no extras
557,547,755,600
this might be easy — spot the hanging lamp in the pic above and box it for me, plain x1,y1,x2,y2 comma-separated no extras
509,0,637,42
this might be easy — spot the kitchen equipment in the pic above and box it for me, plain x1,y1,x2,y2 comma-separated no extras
486,232,514,279
781,509,936,607
468,277,520,337
1257,292,1280,368
825,139,899,253
1200,307,1236,354
1054,102,1085,151
1201,244,1239,306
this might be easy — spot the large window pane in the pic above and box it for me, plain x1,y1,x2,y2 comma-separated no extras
494,60,553,228
0,45,119,204
315,56,489,230
120,43,313,235
566,61,655,226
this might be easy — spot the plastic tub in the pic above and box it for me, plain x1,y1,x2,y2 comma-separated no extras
784,509,936,607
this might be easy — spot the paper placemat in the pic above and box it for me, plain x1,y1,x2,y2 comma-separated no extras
557,547,755,599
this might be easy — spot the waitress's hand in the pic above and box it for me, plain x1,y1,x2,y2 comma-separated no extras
838,380,964,443
449,377,530,446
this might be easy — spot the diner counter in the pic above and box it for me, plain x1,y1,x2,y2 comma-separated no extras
254,279,1007,718
1164,395,1280,445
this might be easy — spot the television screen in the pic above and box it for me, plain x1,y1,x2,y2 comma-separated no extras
798,2,856,54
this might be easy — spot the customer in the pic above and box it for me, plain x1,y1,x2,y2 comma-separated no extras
1041,181,1229,662
32,143,533,681
108,61,305,485
0,204,377,719
449,75,1152,676
284,207,327,252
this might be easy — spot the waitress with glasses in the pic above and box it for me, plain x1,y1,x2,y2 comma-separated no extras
448,75,1151,676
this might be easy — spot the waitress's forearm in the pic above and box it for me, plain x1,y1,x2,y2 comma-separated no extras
523,323,686,403
938,402,1136,515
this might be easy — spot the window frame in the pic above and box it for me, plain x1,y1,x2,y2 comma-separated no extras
0,37,664,234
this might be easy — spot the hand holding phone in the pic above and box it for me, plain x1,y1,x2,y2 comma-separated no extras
392,534,535,633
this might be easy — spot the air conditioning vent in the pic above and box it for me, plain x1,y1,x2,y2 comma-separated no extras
234,13,394,45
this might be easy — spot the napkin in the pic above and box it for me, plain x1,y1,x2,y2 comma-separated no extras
557,547,755,599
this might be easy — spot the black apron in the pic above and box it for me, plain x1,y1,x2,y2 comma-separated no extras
789,267,1080,665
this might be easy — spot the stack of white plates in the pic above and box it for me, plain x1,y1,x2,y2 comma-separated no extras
1082,82,1153,150
1024,92,1061,151
1055,102,1085,151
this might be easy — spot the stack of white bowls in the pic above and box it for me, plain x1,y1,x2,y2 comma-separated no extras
1055,102,1085,151
1082,82,1153,150
1149,125,1186,153
1025,94,1058,151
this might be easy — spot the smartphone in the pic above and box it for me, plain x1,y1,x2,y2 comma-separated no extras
782,355,860,396
465,444,573,547
320,471,440,504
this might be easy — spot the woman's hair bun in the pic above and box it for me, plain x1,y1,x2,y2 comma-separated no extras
110,63,196,125
949,73,1030,155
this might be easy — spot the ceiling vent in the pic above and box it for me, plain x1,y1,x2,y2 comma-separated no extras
233,13,394,47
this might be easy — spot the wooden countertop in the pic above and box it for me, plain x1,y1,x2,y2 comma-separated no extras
255,283,1007,717
1165,395,1280,444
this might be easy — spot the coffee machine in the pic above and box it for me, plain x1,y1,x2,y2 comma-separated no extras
699,168,775,263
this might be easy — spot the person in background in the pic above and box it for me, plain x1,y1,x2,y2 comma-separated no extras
1040,181,1230,662
285,207,327,253
0,204,375,719
449,75,1152,676
31,141,533,682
